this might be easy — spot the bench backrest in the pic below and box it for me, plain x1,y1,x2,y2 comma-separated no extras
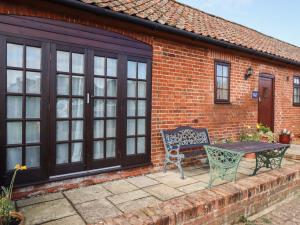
161,126,210,151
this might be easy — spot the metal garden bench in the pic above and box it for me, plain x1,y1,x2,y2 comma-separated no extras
161,126,211,179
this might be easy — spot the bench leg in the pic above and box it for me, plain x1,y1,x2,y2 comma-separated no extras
176,159,184,179
252,147,288,176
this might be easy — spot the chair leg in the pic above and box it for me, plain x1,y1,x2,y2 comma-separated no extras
177,160,184,179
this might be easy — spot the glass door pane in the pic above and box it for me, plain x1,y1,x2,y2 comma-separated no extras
5,43,42,171
92,56,118,161
55,49,85,167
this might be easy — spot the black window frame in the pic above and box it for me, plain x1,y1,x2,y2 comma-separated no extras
214,60,231,104
293,75,300,106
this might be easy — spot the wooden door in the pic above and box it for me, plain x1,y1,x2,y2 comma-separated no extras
258,75,274,130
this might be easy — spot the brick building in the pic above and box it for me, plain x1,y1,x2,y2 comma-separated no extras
0,0,300,194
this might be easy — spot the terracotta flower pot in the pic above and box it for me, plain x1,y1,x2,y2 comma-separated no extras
0,212,24,225
244,153,256,159
279,134,291,144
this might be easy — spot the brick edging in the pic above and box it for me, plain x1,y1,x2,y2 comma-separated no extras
97,164,300,225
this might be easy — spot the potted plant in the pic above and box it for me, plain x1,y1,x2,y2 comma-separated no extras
0,164,26,225
279,129,292,144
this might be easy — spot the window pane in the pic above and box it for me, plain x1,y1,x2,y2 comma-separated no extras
107,58,117,77
56,121,69,141
126,138,135,155
7,70,23,93
57,75,69,95
106,139,116,158
26,146,40,168
137,137,146,154
72,53,84,74
94,56,105,76
7,43,23,68
217,76,222,89
127,61,137,79
94,120,104,138
93,141,104,159
57,98,69,118
220,89,228,100
72,98,84,118
217,65,222,77
137,119,146,135
72,120,83,140
6,147,22,171
26,46,41,69
137,100,146,116
26,122,40,143
7,96,22,119
26,72,41,94
26,97,40,118
127,119,136,136
294,77,300,85
57,51,70,72
127,80,136,97
107,79,117,97
222,66,229,77
94,99,105,117
222,77,228,89
127,100,136,117
138,81,146,98
56,144,68,164
106,100,116,117
7,122,22,145
106,120,116,138
71,142,83,162
94,78,105,96
72,76,84,96
138,63,147,80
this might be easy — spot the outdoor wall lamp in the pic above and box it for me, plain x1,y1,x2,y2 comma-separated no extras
244,67,253,80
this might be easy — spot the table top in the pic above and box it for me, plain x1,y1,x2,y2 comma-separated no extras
211,141,289,153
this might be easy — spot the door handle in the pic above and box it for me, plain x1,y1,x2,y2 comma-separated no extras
87,93,90,104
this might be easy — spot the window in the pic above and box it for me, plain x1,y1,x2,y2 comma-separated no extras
215,61,230,103
294,76,300,106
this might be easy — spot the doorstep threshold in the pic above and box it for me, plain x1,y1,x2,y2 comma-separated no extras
49,165,122,180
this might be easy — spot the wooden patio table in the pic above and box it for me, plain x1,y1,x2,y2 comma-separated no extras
204,141,290,187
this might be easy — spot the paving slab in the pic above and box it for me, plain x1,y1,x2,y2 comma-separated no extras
184,168,209,177
75,199,122,224
146,170,178,179
154,173,199,188
116,196,161,213
143,184,184,201
64,184,111,205
107,190,150,205
177,181,208,193
42,215,85,225
16,192,64,208
19,198,76,225
102,180,138,194
126,175,159,188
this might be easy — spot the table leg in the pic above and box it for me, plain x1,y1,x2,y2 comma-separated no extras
204,146,244,188
252,147,288,175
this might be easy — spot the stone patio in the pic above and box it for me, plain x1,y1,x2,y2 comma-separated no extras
15,156,300,225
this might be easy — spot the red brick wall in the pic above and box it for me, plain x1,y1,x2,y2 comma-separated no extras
1,1,300,192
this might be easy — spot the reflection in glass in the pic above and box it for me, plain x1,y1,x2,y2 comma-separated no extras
94,78,105,96
56,98,69,118
71,142,83,162
127,80,136,97
94,56,105,76
26,46,41,69
126,138,135,155
72,53,84,74
127,61,137,79
26,72,41,94
6,147,22,171
7,96,22,119
138,81,146,98
138,63,147,80
7,43,23,68
106,120,116,138
93,141,104,159
26,146,40,168
56,121,69,141
107,79,117,97
94,99,105,117
137,137,146,154
127,100,136,117
7,122,22,145
127,119,135,136
7,70,23,93
94,120,104,138
72,76,84,96
57,51,69,72
56,144,68,164
106,139,115,158
26,122,40,143
72,98,84,118
107,58,117,77
137,100,146,116
72,120,83,140
26,97,40,118
57,75,69,95
137,119,146,135
106,100,116,117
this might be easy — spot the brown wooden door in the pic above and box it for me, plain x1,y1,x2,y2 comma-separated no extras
258,75,274,130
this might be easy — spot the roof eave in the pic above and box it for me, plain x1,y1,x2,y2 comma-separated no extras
54,0,300,67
